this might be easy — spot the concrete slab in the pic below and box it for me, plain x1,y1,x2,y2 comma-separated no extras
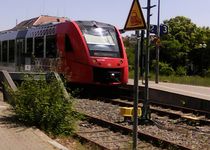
128,79,210,100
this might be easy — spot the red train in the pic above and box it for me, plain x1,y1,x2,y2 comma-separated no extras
0,16,128,85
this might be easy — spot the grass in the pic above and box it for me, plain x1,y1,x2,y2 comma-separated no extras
129,70,210,87
157,75,210,87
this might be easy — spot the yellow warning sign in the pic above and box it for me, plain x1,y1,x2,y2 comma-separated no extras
124,0,146,31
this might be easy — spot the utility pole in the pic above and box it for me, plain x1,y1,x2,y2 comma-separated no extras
141,0,154,122
133,30,140,150
123,0,147,149
140,30,145,77
155,0,160,83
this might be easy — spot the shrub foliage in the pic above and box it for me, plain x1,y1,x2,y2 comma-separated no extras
8,76,79,136
159,62,175,76
176,66,187,76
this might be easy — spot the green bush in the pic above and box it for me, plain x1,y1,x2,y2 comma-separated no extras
176,66,187,76
200,68,210,77
206,68,210,77
159,62,175,76
8,76,80,136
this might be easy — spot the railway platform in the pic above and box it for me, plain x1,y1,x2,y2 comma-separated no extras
127,79,210,114
0,92,68,150
128,79,210,100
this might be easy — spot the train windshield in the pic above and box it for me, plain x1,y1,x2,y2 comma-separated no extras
78,23,121,57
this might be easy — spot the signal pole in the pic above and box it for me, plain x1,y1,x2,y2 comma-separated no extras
141,0,153,122
133,30,140,150
140,30,145,77
123,0,147,149
155,0,160,83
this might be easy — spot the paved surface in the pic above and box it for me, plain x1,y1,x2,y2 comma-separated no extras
128,79,210,100
0,93,68,150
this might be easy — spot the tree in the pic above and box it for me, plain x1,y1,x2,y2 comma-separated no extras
159,16,210,75
160,16,197,68
189,27,210,75
123,37,136,70
124,16,210,76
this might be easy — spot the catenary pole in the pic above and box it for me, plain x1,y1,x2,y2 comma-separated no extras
140,30,145,77
133,30,140,150
141,0,151,121
155,0,160,83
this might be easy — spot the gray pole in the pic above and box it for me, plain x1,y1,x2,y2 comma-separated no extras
140,30,145,77
155,0,160,83
141,0,151,121
132,30,140,150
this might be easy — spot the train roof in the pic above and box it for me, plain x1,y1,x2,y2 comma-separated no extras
0,17,117,41
0,15,69,33
0,15,70,40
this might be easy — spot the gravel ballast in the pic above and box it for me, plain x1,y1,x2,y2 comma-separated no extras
75,99,210,149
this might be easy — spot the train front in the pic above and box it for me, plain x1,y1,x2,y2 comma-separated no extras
77,21,128,85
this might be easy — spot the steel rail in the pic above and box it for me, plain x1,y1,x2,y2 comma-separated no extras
97,97,210,125
78,112,191,150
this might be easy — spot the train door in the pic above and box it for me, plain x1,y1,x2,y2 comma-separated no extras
16,39,25,70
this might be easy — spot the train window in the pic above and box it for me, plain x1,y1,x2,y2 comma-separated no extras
16,39,25,66
35,37,44,58
65,34,72,51
46,35,57,58
26,38,33,55
9,40,15,62
2,41,8,62
80,26,121,58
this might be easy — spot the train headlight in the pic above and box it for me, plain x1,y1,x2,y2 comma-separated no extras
92,59,97,63
111,73,115,78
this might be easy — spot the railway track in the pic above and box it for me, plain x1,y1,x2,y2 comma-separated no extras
74,98,210,149
65,84,210,149
75,120,160,150
76,113,193,150
76,85,210,125
119,94,210,118
118,85,210,117
98,97,210,125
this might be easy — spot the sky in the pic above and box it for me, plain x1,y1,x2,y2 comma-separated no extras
1,0,210,34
